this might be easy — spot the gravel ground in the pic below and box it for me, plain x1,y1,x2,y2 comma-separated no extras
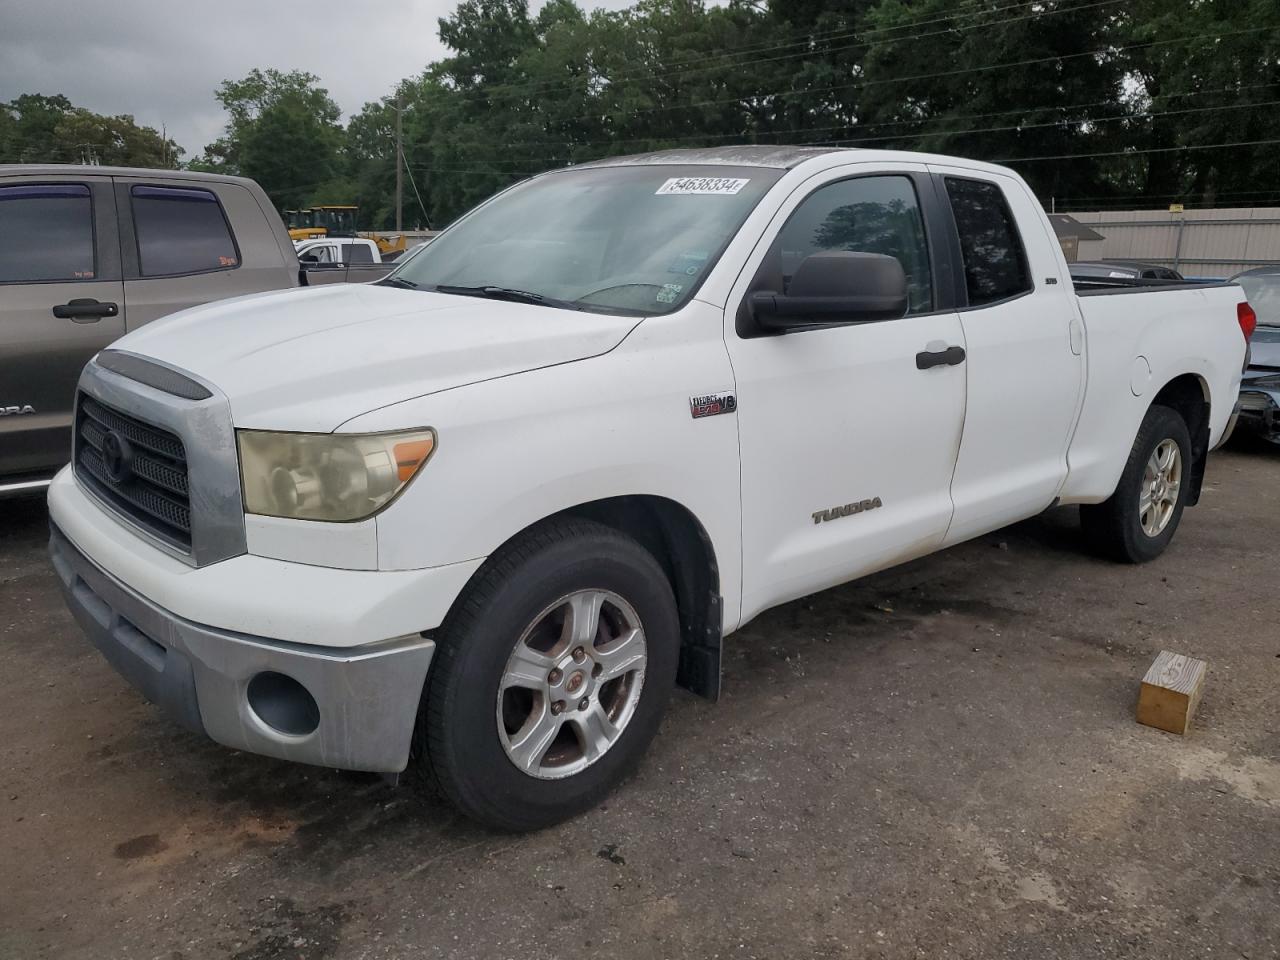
2,443,1278,960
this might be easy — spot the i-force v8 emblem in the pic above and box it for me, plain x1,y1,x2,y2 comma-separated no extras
690,392,736,419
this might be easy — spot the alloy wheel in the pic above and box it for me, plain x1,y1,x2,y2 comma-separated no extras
496,589,648,779
1139,438,1182,537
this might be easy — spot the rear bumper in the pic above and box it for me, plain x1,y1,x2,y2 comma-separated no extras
50,523,435,773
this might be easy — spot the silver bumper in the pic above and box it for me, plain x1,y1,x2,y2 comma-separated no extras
50,523,435,773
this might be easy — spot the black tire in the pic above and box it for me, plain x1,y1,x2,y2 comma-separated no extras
414,517,680,831
1080,404,1192,563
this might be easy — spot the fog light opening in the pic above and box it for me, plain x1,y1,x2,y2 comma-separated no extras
247,671,320,737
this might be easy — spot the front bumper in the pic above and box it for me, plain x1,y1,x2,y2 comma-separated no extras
1236,381,1280,442
50,524,435,773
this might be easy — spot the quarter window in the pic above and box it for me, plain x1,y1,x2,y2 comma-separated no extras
773,175,933,314
131,185,238,277
0,184,94,283
945,177,1031,306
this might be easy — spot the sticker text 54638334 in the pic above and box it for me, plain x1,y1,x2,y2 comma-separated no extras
656,177,750,196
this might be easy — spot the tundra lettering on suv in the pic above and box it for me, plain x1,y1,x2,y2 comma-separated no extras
48,147,1250,831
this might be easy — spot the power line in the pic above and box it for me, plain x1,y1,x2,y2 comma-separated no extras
997,137,1280,163
416,22,1275,137
389,93,1280,170
569,0,1060,81
436,0,1127,107
1061,187,1280,204
817,97,1280,147
611,23,1279,121
466,81,1280,152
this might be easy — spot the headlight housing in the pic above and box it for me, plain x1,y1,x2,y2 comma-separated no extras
237,428,436,522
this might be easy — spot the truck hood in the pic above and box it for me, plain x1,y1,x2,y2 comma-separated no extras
114,284,639,431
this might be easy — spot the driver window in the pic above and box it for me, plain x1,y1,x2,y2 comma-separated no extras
772,175,933,314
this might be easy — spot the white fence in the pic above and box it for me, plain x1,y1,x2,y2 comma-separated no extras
1069,207,1280,278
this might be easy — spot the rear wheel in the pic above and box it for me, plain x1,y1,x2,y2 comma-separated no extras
415,518,679,831
1081,404,1192,563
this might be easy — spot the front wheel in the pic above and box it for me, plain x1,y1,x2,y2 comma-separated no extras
414,518,680,831
1081,404,1192,563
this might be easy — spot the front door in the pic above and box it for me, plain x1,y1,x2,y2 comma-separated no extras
726,167,968,624
0,177,124,480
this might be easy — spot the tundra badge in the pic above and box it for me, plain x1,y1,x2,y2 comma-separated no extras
0,404,36,416
813,497,883,524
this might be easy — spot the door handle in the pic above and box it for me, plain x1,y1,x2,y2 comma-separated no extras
53,299,118,323
915,345,966,369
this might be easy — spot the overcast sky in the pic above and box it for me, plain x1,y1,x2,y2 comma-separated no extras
0,0,635,158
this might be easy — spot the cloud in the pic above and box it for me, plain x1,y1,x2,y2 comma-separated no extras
0,0,635,156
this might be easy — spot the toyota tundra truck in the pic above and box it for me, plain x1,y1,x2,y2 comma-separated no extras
47,147,1254,831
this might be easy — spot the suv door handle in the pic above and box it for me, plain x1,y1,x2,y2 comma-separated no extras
52,299,119,322
915,345,966,369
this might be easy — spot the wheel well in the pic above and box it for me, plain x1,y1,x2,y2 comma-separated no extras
1152,374,1210,506
558,496,723,701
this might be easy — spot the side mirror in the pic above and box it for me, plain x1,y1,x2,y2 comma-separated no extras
749,251,909,332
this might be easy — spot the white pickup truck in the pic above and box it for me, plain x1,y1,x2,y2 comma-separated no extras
48,147,1253,830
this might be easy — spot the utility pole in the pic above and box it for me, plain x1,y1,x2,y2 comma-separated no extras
395,93,403,233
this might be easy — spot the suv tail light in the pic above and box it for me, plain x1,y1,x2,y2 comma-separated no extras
1239,301,1258,340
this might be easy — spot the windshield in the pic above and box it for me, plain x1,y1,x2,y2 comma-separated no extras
390,164,783,315
1237,272,1280,327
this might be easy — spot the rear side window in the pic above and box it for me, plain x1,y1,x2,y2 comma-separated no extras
341,243,373,264
131,185,238,277
0,184,95,283
945,177,1031,306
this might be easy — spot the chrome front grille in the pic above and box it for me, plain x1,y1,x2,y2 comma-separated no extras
74,394,193,551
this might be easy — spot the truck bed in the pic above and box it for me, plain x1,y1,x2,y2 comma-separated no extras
1073,277,1227,294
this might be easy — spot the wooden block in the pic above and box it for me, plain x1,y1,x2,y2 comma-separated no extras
1137,650,1207,735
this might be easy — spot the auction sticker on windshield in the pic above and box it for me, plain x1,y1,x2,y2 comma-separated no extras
656,177,750,196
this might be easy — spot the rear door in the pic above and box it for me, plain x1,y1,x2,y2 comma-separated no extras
114,177,291,328
927,167,1085,544
0,176,124,482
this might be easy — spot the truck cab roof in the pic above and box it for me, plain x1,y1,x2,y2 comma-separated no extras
0,163,261,188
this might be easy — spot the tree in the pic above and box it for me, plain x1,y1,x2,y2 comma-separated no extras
238,93,343,210
854,0,1126,205
192,69,343,180
1113,0,1280,207
0,93,180,166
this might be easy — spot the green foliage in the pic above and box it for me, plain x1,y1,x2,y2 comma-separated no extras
0,93,181,166
8,0,1276,219
189,68,345,212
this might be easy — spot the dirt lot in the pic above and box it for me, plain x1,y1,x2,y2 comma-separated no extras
2,444,1278,960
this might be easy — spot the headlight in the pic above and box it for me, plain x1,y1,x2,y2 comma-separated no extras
237,428,436,522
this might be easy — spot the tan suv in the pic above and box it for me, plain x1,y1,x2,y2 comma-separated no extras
1,166,313,494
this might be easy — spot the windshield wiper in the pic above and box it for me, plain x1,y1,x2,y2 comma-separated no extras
432,284,582,310
379,275,419,289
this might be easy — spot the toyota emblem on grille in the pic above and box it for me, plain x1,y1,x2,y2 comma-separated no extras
100,430,134,483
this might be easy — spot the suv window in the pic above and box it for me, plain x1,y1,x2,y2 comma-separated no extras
131,185,238,277
773,175,933,313
0,183,95,283
945,177,1031,306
